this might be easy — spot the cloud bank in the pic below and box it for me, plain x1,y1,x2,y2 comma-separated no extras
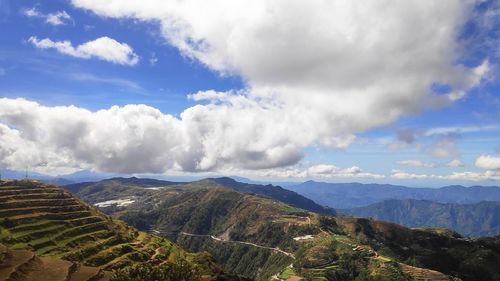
29,36,139,66
0,1,492,177
391,169,500,182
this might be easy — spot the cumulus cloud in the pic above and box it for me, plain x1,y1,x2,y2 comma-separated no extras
475,155,500,170
447,159,465,167
0,1,492,175
23,7,73,26
397,160,436,168
28,36,139,66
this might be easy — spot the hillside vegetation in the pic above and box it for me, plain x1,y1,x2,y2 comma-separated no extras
65,177,332,215
0,180,246,281
343,199,500,237
76,177,500,281
119,181,306,280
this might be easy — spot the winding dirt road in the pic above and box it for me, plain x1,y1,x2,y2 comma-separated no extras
179,231,295,259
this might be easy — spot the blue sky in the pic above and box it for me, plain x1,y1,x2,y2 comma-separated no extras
0,0,499,186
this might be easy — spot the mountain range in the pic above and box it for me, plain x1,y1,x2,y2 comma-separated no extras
2,176,500,280
342,199,500,237
287,181,500,209
58,177,500,280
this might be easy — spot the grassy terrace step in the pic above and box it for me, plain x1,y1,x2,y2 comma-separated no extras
85,244,135,266
28,221,110,251
0,204,86,217
54,221,110,240
68,216,104,227
13,224,68,241
37,230,114,257
101,250,147,270
0,198,79,209
8,220,65,233
0,192,71,202
59,229,114,249
0,188,62,196
90,236,158,269
61,235,122,261
35,244,61,256
8,211,93,226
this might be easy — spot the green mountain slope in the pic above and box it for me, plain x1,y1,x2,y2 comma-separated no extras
119,181,307,280
64,177,332,215
0,180,245,281
79,178,500,281
211,177,335,215
342,199,500,237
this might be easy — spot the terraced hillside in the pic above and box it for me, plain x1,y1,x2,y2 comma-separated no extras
0,180,245,280
0,243,109,281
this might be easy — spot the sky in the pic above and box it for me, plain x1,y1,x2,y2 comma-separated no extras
0,0,499,186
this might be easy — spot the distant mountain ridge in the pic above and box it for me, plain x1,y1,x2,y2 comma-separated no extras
211,177,335,215
65,176,333,215
342,199,500,237
287,181,500,209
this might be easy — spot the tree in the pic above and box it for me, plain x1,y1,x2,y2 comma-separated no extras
110,259,201,281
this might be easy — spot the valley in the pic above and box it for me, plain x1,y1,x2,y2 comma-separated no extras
63,177,500,281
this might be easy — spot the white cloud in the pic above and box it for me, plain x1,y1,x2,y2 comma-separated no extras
28,36,139,66
391,169,500,182
397,160,436,168
0,1,492,175
149,52,158,65
447,159,465,167
23,7,73,26
475,155,500,170
255,164,385,180
425,125,500,136
391,170,431,180
46,11,72,26
67,73,141,91
70,0,488,102
23,7,39,17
